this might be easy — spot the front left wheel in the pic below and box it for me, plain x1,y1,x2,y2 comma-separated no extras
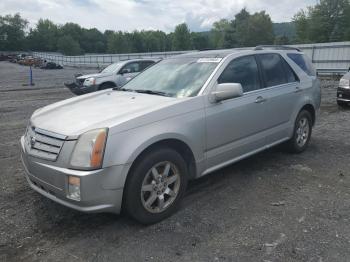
124,147,188,224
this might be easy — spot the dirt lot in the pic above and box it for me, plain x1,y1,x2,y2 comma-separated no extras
0,61,349,262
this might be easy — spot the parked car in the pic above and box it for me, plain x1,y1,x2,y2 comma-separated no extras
65,59,157,95
21,46,321,224
337,69,350,107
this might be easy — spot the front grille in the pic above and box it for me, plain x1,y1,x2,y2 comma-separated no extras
25,126,66,161
77,78,85,86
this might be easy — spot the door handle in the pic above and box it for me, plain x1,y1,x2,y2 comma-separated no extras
255,96,267,104
295,87,302,93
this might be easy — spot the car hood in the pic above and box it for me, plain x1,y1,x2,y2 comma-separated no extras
77,72,111,79
31,90,178,137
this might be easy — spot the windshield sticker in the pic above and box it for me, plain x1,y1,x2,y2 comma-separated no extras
197,58,222,63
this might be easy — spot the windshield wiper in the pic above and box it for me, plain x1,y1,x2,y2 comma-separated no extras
134,89,172,97
112,87,134,91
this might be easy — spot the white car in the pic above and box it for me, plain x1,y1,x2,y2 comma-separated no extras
65,59,157,95
337,69,350,107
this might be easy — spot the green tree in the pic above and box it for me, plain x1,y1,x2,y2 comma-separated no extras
0,13,28,51
211,19,235,48
294,0,350,43
80,28,106,53
172,23,192,51
233,9,250,47
245,11,274,46
27,19,58,51
274,35,290,45
191,32,210,50
57,35,82,55
107,31,130,53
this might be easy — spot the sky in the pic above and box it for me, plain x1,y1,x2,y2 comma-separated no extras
0,0,317,32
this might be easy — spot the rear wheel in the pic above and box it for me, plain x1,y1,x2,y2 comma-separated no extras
124,147,188,224
286,110,312,153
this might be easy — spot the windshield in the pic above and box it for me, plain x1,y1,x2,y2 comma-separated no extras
101,62,122,73
121,57,220,98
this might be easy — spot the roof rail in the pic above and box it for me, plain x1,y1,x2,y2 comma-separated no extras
254,45,301,52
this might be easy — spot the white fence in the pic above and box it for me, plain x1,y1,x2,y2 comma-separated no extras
31,51,193,68
292,41,350,74
31,41,350,74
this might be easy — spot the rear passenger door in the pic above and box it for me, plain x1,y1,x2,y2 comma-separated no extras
256,53,300,144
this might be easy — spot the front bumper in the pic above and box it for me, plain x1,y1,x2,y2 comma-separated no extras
64,82,99,95
337,87,350,103
20,136,125,214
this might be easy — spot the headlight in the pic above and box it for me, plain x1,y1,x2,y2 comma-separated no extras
85,77,96,86
339,78,350,89
70,128,108,170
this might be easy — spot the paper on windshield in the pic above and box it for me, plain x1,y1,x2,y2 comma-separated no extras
197,58,222,63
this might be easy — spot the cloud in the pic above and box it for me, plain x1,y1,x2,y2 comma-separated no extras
0,0,317,32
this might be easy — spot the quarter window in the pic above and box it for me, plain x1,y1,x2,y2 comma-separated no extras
218,56,261,93
258,54,287,87
281,58,299,83
287,53,316,76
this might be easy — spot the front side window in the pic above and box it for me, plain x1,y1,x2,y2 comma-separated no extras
258,53,288,87
140,61,155,71
121,57,219,97
218,55,261,93
287,53,316,76
121,62,140,73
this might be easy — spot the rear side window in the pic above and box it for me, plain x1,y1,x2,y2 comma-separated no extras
258,53,287,87
218,55,261,93
281,58,299,83
287,53,316,76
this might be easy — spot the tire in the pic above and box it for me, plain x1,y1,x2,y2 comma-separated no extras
99,83,115,90
337,100,348,108
124,147,188,224
286,110,313,154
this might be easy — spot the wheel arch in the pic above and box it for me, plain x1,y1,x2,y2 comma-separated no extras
99,81,116,90
127,138,197,181
300,103,316,126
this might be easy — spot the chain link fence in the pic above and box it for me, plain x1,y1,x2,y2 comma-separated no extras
10,41,350,74
31,51,194,69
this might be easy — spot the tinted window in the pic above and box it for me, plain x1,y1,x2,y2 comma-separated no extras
287,53,316,76
218,56,261,93
281,58,299,83
258,54,287,87
122,62,140,73
140,61,155,71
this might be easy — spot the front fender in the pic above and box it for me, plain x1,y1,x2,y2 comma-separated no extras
103,109,206,168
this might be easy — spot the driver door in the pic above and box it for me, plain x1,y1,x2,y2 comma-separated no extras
205,55,269,170
116,62,141,86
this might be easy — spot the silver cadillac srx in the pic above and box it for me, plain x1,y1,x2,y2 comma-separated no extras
21,46,321,224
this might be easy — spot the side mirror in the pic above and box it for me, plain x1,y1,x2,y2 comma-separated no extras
211,83,243,102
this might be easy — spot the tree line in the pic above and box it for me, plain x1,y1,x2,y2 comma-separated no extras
0,0,349,55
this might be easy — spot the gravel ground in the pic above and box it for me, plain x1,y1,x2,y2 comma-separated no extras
0,61,349,262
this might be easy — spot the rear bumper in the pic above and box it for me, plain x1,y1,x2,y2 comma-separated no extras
337,87,350,103
20,136,125,214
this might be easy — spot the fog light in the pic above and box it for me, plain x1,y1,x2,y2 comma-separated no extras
67,176,81,201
